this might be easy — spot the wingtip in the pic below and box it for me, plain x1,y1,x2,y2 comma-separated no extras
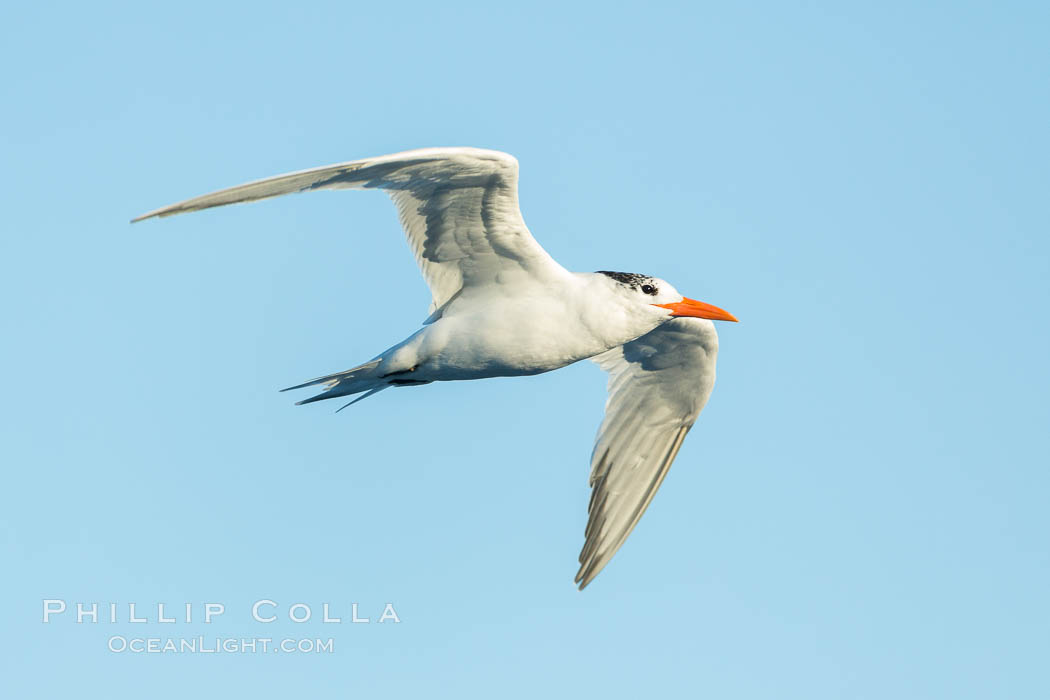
574,556,608,590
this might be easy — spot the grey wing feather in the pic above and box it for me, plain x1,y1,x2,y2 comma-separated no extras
576,318,719,589
132,147,568,313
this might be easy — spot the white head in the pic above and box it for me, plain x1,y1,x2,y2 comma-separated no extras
595,270,738,325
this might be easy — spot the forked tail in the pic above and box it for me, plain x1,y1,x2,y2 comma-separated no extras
281,358,390,411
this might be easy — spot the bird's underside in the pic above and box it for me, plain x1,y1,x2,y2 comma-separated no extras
133,147,727,589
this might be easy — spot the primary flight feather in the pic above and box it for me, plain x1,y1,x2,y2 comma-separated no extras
133,147,738,589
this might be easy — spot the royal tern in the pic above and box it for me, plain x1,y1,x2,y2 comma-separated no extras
133,147,738,589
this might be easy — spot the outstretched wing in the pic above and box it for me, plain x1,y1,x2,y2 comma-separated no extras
133,147,568,314
577,318,719,589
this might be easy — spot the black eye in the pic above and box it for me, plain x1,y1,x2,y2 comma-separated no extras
641,284,656,295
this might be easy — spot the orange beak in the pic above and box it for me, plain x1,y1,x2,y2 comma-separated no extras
654,297,739,322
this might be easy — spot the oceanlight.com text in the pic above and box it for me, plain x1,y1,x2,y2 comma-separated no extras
107,636,335,654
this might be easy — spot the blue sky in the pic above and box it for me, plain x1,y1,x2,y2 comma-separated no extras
2,1,1048,697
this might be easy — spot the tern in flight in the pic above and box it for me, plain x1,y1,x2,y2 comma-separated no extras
133,147,738,589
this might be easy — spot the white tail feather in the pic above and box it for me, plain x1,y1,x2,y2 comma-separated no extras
281,358,382,393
